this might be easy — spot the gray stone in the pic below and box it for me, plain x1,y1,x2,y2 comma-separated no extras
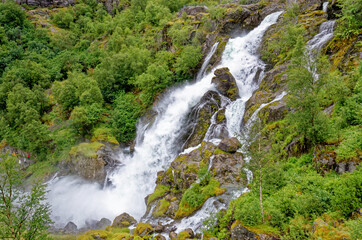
217,137,242,153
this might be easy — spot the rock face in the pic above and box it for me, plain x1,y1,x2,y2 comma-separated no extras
217,137,242,153
63,142,121,183
258,99,288,123
0,143,34,170
180,91,222,150
212,67,240,101
146,141,244,219
112,213,137,228
15,0,73,7
177,6,208,18
313,145,360,174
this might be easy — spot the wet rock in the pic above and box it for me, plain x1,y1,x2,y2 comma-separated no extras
155,223,164,233
64,221,77,233
154,234,167,240
212,67,240,101
112,213,137,228
211,151,243,185
134,223,154,237
181,91,222,150
217,137,241,153
258,99,288,123
169,231,178,240
183,228,195,238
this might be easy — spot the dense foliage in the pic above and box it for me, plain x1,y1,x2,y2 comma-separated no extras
0,0,227,162
0,154,51,240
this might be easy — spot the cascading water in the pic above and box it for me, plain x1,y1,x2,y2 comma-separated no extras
47,11,283,229
306,19,336,79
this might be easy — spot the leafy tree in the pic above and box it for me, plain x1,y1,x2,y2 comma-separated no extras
0,154,51,240
337,0,362,38
175,45,202,79
94,47,151,101
111,92,142,142
0,1,26,29
136,63,173,105
144,1,171,26
286,37,330,145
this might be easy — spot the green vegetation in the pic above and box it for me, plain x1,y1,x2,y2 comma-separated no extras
0,0,229,163
204,3,361,240
176,167,225,218
0,154,51,240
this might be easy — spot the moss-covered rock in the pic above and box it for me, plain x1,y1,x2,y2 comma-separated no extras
217,137,241,153
211,67,240,101
133,223,154,237
181,91,222,150
112,213,137,228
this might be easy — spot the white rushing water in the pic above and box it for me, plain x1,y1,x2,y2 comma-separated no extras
323,2,328,12
47,11,283,228
306,20,336,79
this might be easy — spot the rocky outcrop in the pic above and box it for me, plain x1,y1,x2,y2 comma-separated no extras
134,223,154,237
177,6,208,18
313,144,360,174
15,0,73,7
231,222,279,240
258,98,288,123
212,67,240,101
112,213,137,228
0,143,34,170
146,141,244,219
217,137,242,153
62,141,121,183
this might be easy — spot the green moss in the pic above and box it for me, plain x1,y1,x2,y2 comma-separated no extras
134,223,154,237
69,142,105,159
91,127,119,145
216,109,225,123
77,230,109,240
147,184,170,205
175,178,225,219
213,148,228,155
178,231,190,240
153,198,170,217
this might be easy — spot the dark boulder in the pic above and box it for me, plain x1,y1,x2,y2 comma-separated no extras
212,67,240,101
217,137,242,153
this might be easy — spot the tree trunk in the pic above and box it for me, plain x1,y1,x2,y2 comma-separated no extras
258,139,264,223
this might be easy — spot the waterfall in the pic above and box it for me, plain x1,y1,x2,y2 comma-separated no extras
323,2,328,12
196,42,219,80
47,11,283,229
306,20,336,79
